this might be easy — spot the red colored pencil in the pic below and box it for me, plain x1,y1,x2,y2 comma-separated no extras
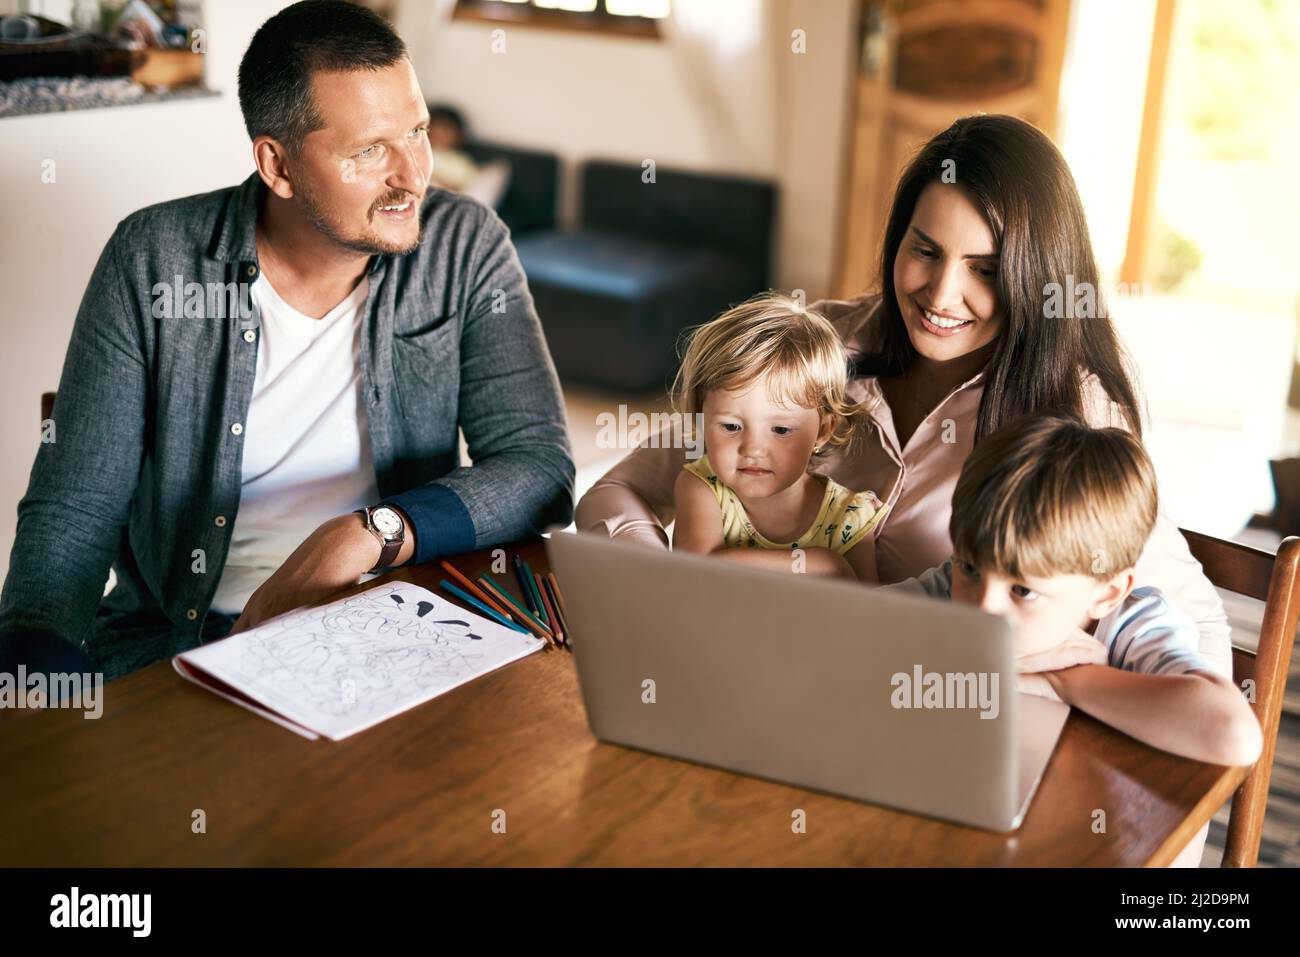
534,571,565,647
545,572,570,635
478,575,556,646
440,560,518,625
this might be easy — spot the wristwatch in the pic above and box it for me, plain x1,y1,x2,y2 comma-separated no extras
354,505,406,574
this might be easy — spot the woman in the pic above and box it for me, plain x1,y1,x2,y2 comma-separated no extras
575,115,1231,866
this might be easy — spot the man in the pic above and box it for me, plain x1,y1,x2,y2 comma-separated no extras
0,1,573,680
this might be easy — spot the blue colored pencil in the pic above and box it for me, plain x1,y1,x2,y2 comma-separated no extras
478,576,553,638
439,580,529,634
513,555,547,623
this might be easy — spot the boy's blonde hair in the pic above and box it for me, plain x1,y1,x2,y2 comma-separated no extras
950,415,1158,581
671,291,863,457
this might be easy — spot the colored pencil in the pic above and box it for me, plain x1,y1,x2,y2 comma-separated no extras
545,573,570,631
438,580,528,634
512,555,545,621
522,559,549,624
542,575,570,645
478,576,552,638
478,576,555,646
535,571,564,646
441,559,517,624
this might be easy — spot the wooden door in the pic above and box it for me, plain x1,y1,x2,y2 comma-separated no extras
834,0,1072,299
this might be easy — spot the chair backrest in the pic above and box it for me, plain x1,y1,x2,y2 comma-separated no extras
1179,528,1300,867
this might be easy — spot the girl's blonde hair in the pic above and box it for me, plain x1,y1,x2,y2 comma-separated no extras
671,291,866,459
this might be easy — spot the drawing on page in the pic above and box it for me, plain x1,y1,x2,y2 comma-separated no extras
230,585,491,718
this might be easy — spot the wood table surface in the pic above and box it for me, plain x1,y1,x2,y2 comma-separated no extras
0,537,1247,866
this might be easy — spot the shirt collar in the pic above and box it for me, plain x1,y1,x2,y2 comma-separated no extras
208,171,389,278
210,171,264,264
857,366,987,405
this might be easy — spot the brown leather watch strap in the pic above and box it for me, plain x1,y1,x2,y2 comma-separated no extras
356,507,405,574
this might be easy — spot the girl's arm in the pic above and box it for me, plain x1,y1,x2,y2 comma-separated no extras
673,473,854,577
1044,665,1262,767
671,469,725,553
716,546,853,578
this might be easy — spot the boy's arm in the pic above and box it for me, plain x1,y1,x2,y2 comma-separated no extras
1044,665,1262,766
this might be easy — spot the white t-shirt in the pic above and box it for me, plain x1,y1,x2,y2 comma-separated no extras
209,273,380,615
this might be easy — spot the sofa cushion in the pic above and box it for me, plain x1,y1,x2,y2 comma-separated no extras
515,229,755,301
580,160,776,287
515,230,760,392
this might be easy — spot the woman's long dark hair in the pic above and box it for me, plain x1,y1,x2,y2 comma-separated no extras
861,114,1144,440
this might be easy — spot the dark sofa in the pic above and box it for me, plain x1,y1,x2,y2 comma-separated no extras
514,160,777,393
463,138,561,237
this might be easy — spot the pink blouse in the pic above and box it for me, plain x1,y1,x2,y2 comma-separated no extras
573,292,1233,680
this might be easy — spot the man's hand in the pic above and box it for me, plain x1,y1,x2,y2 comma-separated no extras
228,513,385,636
1014,628,1107,702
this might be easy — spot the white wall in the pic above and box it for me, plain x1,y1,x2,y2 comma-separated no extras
399,0,857,297
0,1,291,584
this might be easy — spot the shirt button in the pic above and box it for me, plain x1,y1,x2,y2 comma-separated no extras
214,515,227,527
243,329,256,343
186,609,198,621
246,265,257,278
230,422,243,436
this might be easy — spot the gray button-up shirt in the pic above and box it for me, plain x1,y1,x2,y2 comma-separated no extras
0,172,574,678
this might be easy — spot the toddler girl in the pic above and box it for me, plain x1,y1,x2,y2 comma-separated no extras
671,293,887,581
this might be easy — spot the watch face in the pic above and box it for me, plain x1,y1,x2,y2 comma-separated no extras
372,507,403,537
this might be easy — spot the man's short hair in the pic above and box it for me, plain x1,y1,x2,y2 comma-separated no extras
949,414,1159,581
238,0,407,154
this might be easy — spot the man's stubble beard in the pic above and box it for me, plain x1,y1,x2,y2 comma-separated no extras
296,175,424,256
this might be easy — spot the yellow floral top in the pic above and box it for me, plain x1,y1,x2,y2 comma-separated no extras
681,454,887,554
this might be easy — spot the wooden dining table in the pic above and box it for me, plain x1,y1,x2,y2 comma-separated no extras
0,536,1247,866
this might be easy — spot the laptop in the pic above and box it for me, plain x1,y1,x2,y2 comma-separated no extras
546,531,1070,832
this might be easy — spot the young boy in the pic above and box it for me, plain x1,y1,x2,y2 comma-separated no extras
890,414,1262,771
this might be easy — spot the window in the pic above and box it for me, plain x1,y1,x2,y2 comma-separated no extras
453,0,670,40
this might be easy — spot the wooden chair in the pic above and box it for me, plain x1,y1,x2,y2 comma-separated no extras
1179,528,1300,867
